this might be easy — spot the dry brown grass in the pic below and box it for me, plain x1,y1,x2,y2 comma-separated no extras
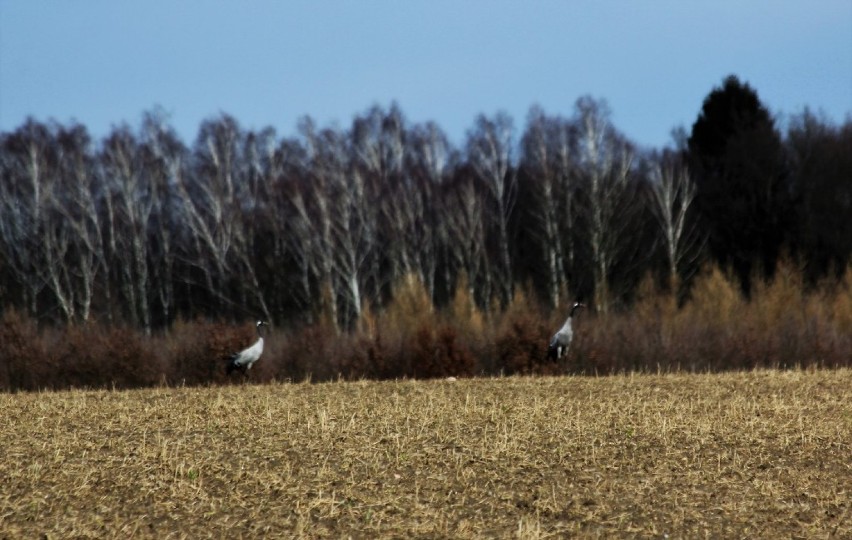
2,369,850,538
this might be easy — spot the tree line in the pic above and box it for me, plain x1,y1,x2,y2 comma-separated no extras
1,75,850,333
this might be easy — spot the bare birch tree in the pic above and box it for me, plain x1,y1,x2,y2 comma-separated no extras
139,111,184,327
648,162,704,292
294,118,338,327
573,97,636,313
351,105,403,299
100,125,155,329
54,124,103,322
1,122,101,323
279,173,317,317
182,115,271,320
0,120,54,316
466,112,516,307
521,106,567,308
406,121,452,301
299,118,371,330
232,127,276,320
251,134,303,321
179,116,237,298
443,170,489,308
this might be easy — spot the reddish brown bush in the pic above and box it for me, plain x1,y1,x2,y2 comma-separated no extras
338,334,384,380
52,325,103,389
410,324,476,379
495,312,555,375
103,326,162,388
49,324,160,390
272,323,338,382
4,265,852,393
0,309,50,391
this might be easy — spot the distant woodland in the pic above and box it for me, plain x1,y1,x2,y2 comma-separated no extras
1,75,850,332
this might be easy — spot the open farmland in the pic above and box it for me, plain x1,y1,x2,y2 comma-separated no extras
2,369,850,538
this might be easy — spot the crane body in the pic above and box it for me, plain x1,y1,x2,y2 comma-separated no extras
547,302,584,361
227,321,268,375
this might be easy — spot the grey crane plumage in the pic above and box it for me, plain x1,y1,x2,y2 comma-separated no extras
547,302,584,360
226,321,268,375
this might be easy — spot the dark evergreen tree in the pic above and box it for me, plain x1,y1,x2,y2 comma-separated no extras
787,110,852,281
687,75,791,293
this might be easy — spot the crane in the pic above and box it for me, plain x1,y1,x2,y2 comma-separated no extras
226,320,268,375
547,302,584,361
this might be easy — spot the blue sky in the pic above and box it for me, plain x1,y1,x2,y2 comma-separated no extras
1,1,850,150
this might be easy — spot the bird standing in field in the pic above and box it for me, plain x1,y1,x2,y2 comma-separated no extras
226,320,268,375
547,302,584,361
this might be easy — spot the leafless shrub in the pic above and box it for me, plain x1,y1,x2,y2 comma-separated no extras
493,290,554,375
4,263,852,392
0,309,49,391
272,322,339,382
411,324,476,379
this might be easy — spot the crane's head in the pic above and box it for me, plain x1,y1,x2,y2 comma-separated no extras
256,320,269,328
570,302,585,316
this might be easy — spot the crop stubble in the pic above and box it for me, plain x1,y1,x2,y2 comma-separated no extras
1,369,850,538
